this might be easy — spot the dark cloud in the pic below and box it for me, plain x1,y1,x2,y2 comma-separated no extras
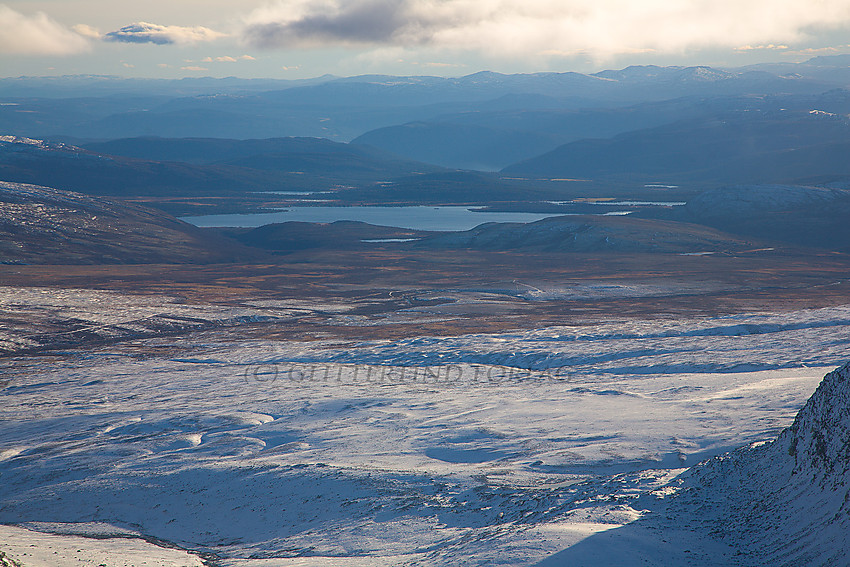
105,22,225,45
243,0,438,48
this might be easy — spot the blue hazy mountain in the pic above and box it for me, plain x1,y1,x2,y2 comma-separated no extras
502,96,850,185
1,62,841,142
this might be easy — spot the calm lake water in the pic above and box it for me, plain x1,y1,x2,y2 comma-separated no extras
181,206,588,231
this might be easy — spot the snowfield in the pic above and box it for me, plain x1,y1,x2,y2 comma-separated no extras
1,294,849,565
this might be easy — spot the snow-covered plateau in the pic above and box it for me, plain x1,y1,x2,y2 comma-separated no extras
1,291,849,566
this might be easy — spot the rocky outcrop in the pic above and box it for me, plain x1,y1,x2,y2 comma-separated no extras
675,362,850,566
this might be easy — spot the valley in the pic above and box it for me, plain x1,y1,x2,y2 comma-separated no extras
2,57,850,566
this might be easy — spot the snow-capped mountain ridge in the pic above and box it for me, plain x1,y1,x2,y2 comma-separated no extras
785,362,850,478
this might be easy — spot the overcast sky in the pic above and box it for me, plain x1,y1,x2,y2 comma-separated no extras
2,0,850,79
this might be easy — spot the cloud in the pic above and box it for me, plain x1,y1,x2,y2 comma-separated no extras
201,55,256,62
241,0,850,60
72,24,102,40
243,0,418,47
0,6,90,55
181,65,209,71
417,61,465,68
796,45,850,55
736,44,790,51
105,22,226,45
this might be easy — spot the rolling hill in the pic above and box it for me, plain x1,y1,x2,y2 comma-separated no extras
640,184,850,251
415,214,761,254
0,181,259,264
502,104,850,185
351,95,771,170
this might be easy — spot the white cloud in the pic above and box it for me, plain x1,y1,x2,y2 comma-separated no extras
202,55,256,62
0,5,90,55
241,0,850,61
417,61,466,68
72,24,102,40
795,44,850,55
105,22,226,45
736,44,790,52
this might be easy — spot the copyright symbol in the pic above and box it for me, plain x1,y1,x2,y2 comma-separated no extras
244,364,279,384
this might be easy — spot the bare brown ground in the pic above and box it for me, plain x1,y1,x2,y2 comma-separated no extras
2,247,849,346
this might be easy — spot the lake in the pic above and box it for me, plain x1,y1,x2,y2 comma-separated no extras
181,206,593,232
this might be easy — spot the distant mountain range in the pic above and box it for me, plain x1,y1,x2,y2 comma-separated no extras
351,95,769,170
2,57,848,143
4,58,850,228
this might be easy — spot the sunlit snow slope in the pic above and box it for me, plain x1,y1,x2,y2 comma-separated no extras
1,297,849,565
669,361,850,566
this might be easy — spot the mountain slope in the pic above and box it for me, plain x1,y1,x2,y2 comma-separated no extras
0,136,450,213
675,361,850,566
0,181,257,264
332,170,556,203
83,136,440,181
353,92,832,170
0,136,291,198
640,184,850,251
83,136,425,169
231,220,431,252
415,214,759,253
503,106,850,184
352,121,563,170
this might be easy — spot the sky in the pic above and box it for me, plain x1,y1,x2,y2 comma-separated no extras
2,0,850,79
